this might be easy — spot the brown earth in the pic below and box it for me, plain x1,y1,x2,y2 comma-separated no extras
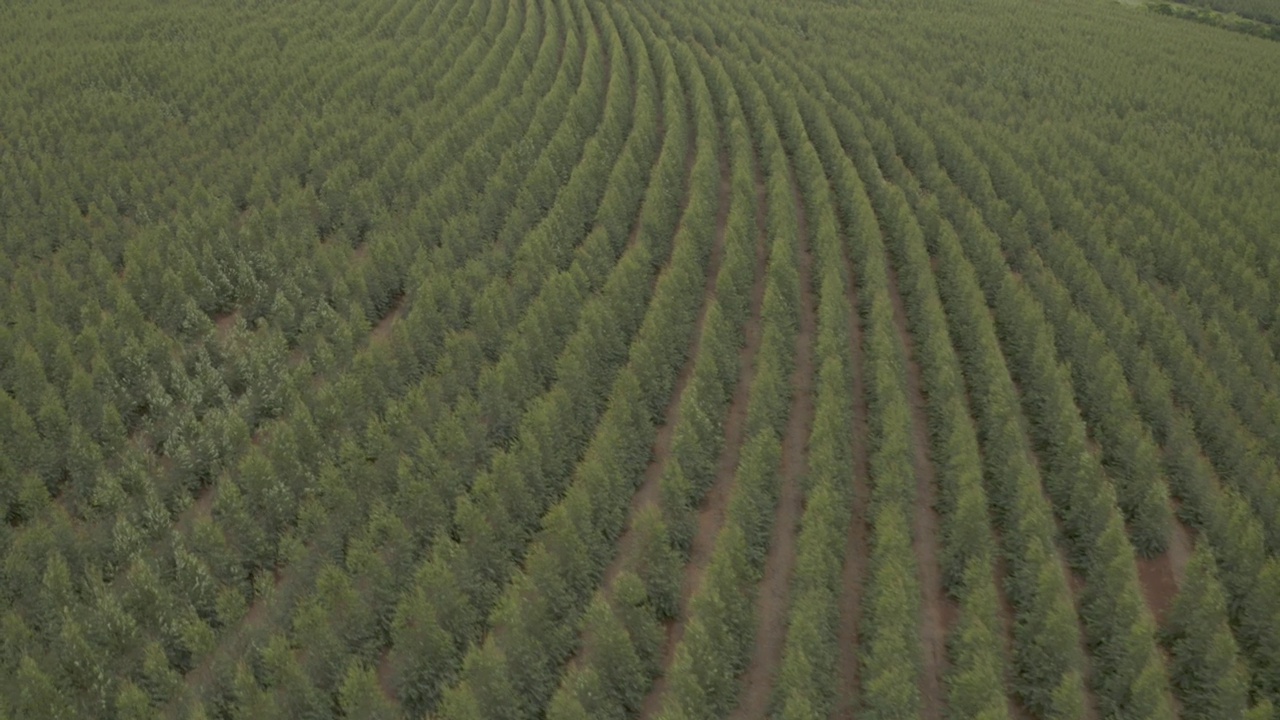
369,294,406,344
1167,513,1193,584
1137,515,1194,625
1135,553,1179,626
214,310,240,340
376,648,397,703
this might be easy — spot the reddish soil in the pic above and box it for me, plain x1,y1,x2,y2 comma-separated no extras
369,294,406,344
239,570,281,628
834,219,872,720
175,485,216,535
214,310,240,340
376,648,397,703
1064,568,1101,720
1136,516,1194,625
1167,513,1193,583
638,150,769,720
883,264,953,720
602,148,732,591
1135,554,1178,626
727,164,817,720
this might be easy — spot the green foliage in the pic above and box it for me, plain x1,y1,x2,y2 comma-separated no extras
1151,2,1280,41
1164,543,1252,720
1241,560,1280,707
338,663,397,720
2,0,1277,717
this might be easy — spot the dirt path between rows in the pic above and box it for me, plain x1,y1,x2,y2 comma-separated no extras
638,145,770,720
877,124,1101,719
602,148,732,590
926,254,1030,720
1136,514,1194,625
833,210,872,720
369,293,406,344
884,264,953,720
727,163,817,720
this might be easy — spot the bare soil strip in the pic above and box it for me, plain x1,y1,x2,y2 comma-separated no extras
1167,513,1193,584
369,293,407,344
1136,515,1194,625
213,310,240,339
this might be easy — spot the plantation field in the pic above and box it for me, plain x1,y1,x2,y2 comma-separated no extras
1184,0,1280,24
2,0,1280,718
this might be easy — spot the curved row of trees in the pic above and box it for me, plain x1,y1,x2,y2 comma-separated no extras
648,35,808,719
3,0,1280,717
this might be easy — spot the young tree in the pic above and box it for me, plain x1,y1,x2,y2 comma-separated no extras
338,663,397,720
548,663,616,720
1165,543,1251,720
114,680,153,720
611,572,664,674
13,655,75,720
945,563,1010,720
436,645,519,720
580,596,646,714
662,622,719,720
1241,559,1280,707
389,586,453,718
628,507,681,619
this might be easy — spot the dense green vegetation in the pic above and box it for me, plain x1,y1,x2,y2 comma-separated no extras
1,0,1279,718
1151,1,1280,42
1162,0,1280,25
